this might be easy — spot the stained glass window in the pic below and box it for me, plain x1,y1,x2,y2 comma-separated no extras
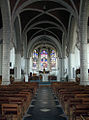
33,49,38,69
50,50,56,69
41,50,48,70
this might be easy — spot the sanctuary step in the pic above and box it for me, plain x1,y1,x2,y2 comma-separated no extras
23,87,68,120
39,81,51,86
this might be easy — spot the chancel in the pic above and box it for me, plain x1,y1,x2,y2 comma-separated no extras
0,0,89,120
32,48,57,82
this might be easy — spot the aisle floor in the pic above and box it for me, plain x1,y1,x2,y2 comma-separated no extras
23,87,68,120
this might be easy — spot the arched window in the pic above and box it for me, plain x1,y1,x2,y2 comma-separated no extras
50,50,56,69
41,50,48,70
33,49,38,69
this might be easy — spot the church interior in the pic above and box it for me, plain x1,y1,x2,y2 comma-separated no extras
0,0,89,120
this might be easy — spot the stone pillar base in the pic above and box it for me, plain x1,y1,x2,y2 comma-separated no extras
61,77,66,82
2,81,10,85
69,79,76,82
80,81,89,85
57,79,61,82
24,74,28,82
14,79,22,82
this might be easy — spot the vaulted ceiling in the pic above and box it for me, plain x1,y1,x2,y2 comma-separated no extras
0,9,2,29
0,0,81,54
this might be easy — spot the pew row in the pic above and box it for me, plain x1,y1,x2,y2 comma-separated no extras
0,82,38,120
51,82,89,120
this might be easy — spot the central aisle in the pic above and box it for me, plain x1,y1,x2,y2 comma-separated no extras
23,87,68,120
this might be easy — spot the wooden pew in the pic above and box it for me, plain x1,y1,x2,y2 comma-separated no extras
80,114,89,120
0,82,38,119
51,82,89,120
0,95,30,118
71,104,89,120
0,115,7,120
60,89,89,120
2,104,21,120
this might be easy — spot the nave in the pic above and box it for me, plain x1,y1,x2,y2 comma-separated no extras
0,0,89,119
1,81,89,120
23,87,67,120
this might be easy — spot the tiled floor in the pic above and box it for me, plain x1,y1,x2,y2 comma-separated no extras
23,87,68,120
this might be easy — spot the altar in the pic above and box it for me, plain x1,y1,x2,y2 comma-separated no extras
42,74,49,82
39,69,49,82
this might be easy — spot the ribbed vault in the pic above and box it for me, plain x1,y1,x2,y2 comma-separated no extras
0,0,81,56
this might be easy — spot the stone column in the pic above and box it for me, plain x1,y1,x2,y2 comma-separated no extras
57,58,62,81
2,26,11,85
27,58,30,75
1,0,11,85
59,58,62,81
14,53,21,81
0,30,3,76
68,53,75,82
25,58,27,75
29,57,33,73
25,58,30,75
0,44,2,76
61,57,66,81
2,42,10,85
79,0,89,85
24,58,29,82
